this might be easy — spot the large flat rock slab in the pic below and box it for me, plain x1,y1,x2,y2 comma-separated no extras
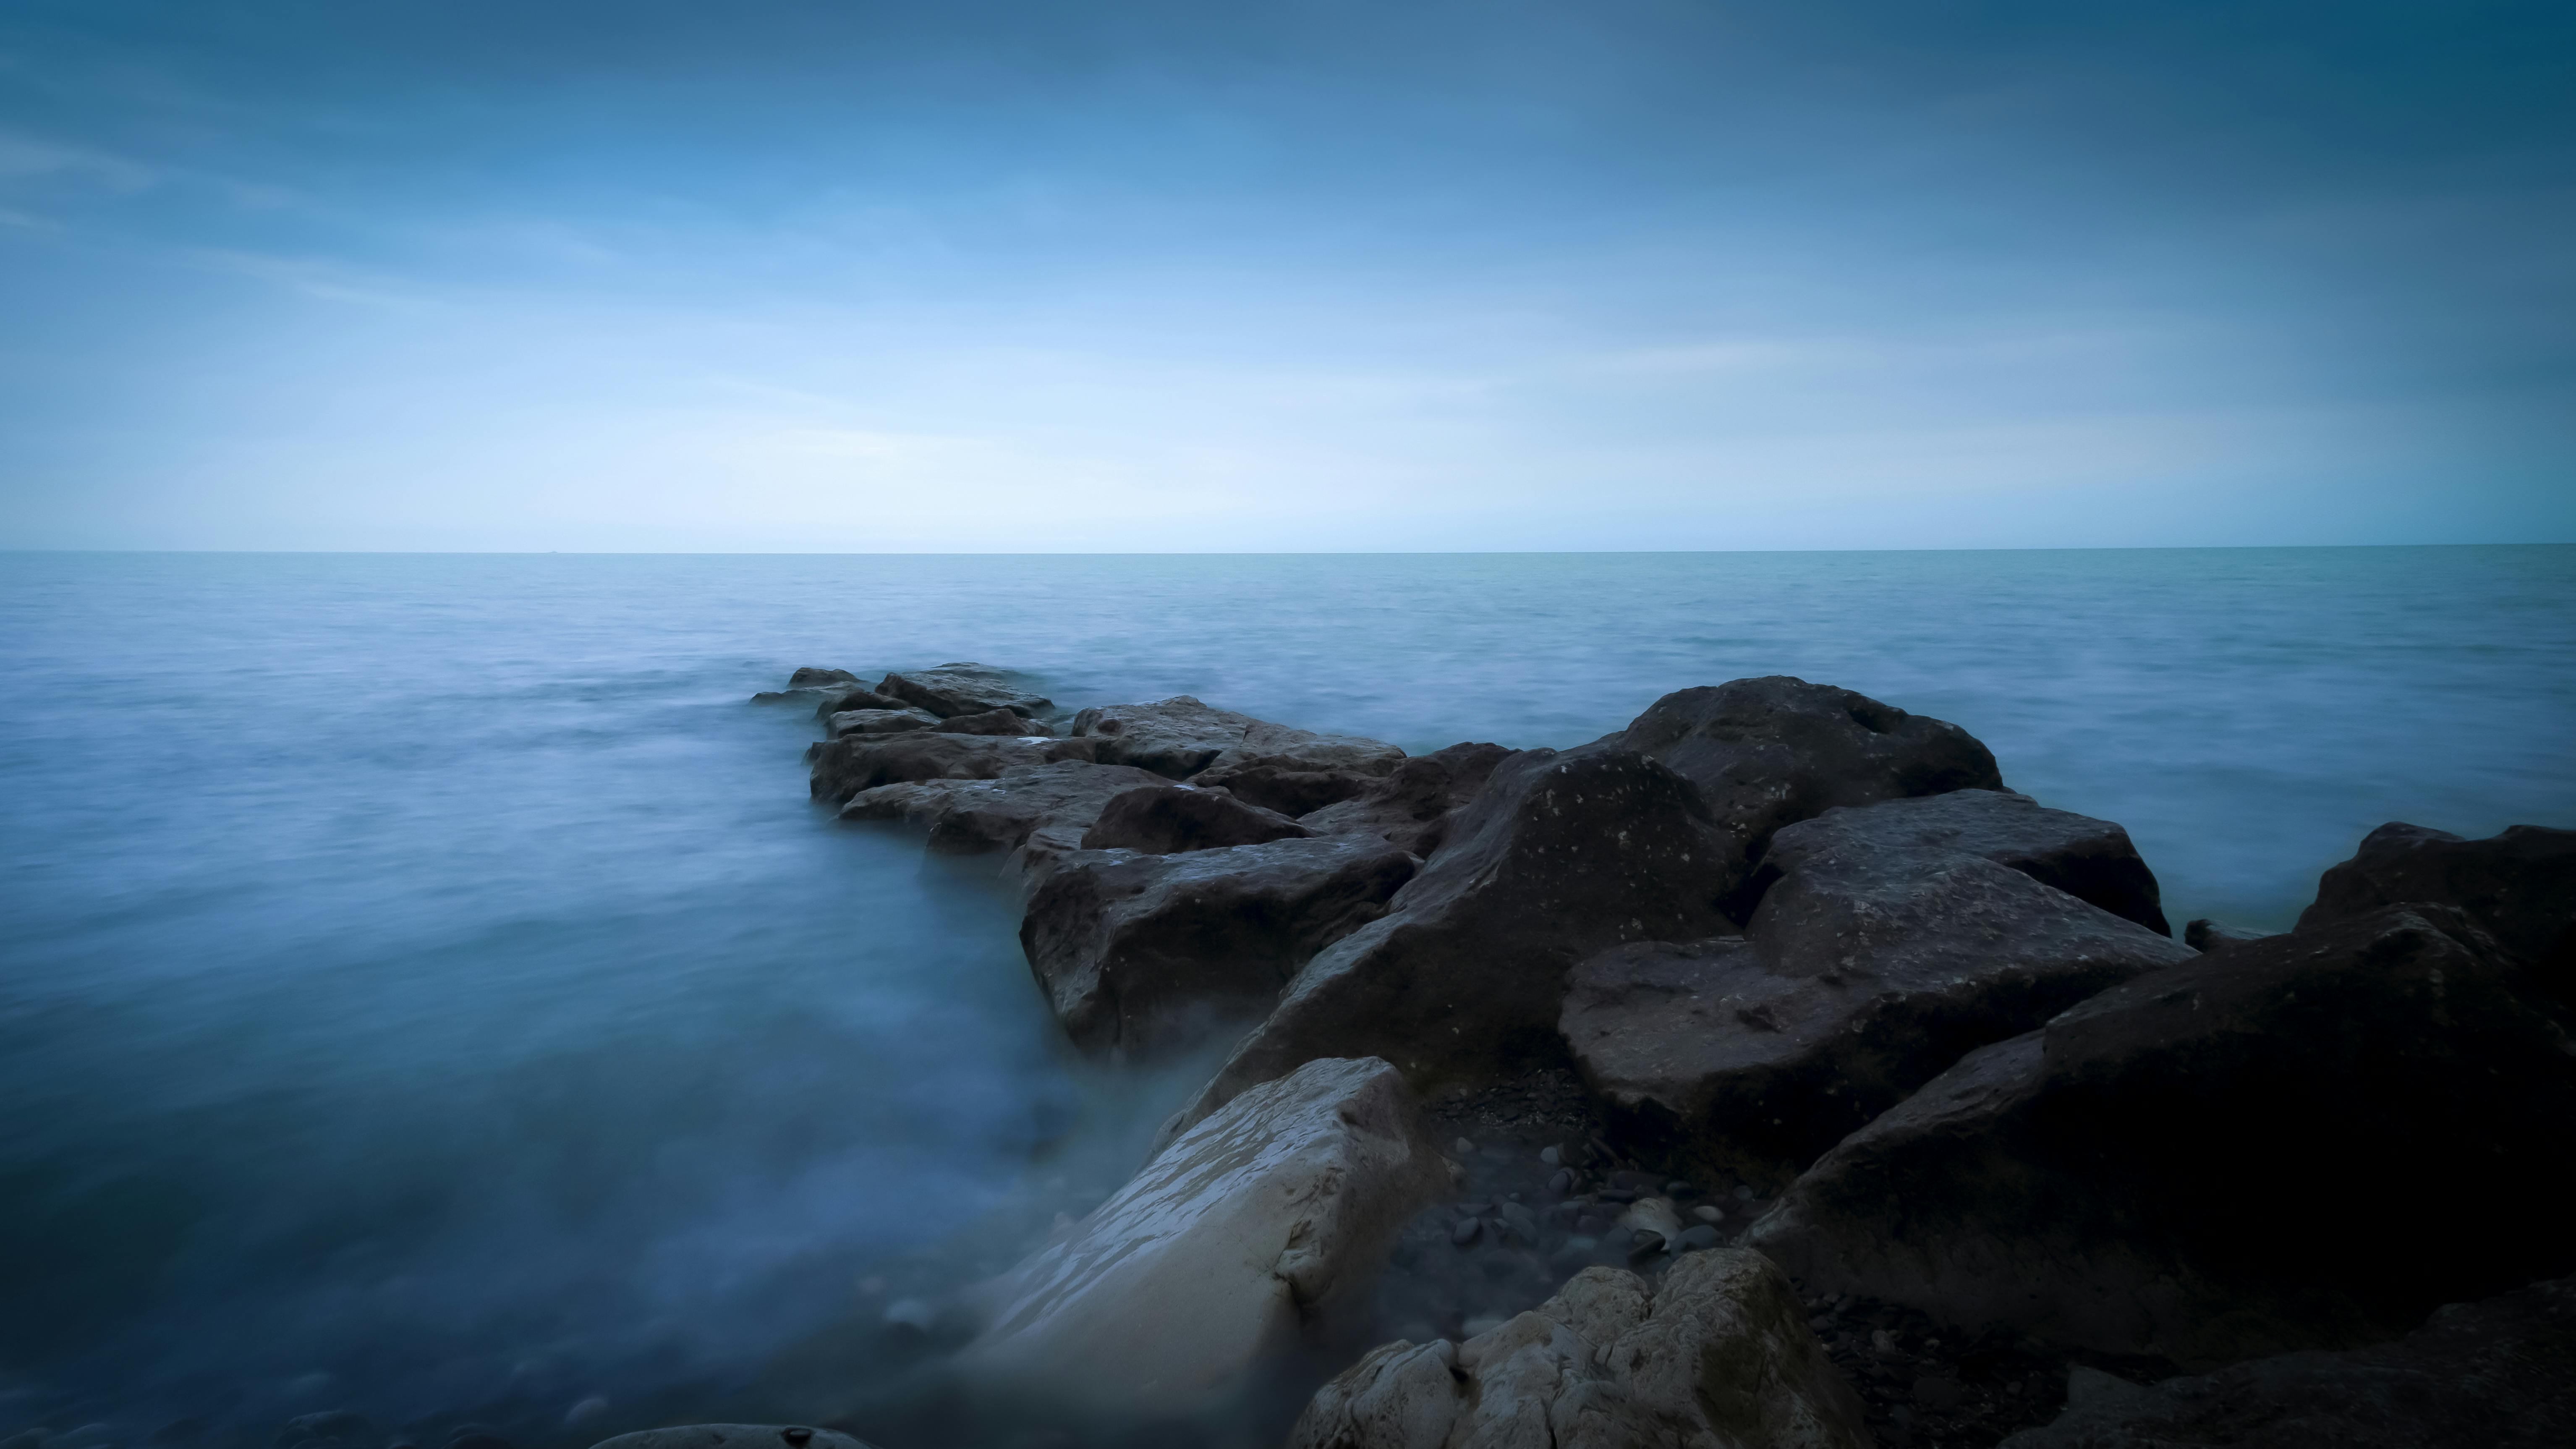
1747,904,2576,1367
837,759,1176,859
1288,1251,1871,1449
808,731,1104,806
1070,695,1406,782
956,1057,1451,1415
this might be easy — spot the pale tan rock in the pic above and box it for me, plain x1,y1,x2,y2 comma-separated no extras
1289,1251,1870,1449
957,1056,1451,1415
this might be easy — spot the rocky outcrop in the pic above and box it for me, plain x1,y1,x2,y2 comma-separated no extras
1565,792,2194,1179
1079,785,1313,854
2182,918,2274,952
1287,1251,1871,1449
1211,764,1380,819
588,1429,876,1449
877,663,1053,719
1172,744,1741,1134
957,1057,1451,1415
1022,837,1418,1059
808,732,1105,806
825,706,941,737
1611,676,2002,905
935,706,1049,736
1998,1273,2576,1449
1300,743,1522,857
1746,905,2576,1367
838,760,1176,861
2297,821,2575,1001
1071,696,1407,783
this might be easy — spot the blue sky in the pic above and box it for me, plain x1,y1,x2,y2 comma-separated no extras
2,0,2570,550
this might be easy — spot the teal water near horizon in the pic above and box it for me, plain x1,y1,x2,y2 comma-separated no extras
3,547,2572,1443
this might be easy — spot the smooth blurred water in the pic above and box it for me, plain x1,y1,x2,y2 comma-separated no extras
3,548,2571,1440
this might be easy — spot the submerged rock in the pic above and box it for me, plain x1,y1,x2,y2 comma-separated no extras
957,1057,1451,1415
1566,790,2193,1177
1170,743,1739,1134
1071,696,1406,782
1998,1272,2576,1449
1079,785,1312,854
2183,918,2275,952
1747,904,2576,1366
1287,1250,1871,1449
1023,836,1417,1059
876,663,1052,720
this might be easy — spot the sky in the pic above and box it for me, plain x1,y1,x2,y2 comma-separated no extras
0,0,2570,552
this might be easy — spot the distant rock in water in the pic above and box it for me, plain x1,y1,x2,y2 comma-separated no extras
877,663,1053,720
2184,917,2275,951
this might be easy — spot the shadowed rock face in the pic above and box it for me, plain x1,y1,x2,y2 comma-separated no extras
936,707,1051,736
1022,836,1419,1060
1171,744,1742,1135
825,706,941,738
1071,696,1407,782
1563,790,2190,1181
808,732,1106,806
1288,1251,1872,1449
1747,905,2576,1368
1997,1273,2576,1449
2298,821,2576,1005
877,663,1053,719
957,1057,1451,1416
1212,764,1380,819
1080,785,1313,854
1610,676,2003,911
1299,742,1522,858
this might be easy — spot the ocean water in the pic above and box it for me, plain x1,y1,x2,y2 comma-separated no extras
3,547,2572,1443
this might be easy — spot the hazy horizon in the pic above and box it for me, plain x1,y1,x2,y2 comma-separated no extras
5,1,2571,552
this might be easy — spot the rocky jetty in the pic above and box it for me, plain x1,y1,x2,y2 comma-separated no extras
731,664,2575,1448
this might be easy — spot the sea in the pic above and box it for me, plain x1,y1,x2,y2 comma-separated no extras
3,548,2571,1445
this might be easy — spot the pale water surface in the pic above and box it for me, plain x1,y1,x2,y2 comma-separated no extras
3,549,2571,1441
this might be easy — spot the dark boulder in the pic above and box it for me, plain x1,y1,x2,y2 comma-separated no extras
2184,918,2275,952
1168,743,1739,1133
935,707,1049,737
1077,785,1312,854
1022,836,1419,1059
1564,793,2188,1181
1998,1273,2576,1449
815,685,907,717
1070,696,1405,782
839,760,1176,861
876,663,1052,719
1206,763,1376,818
789,667,860,688
1747,905,2576,1367
809,731,1104,806
2297,821,2575,1002
1299,741,1520,857
825,706,941,738
1611,676,2003,910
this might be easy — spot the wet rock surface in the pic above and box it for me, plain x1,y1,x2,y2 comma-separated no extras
1569,793,2195,1181
1297,743,1521,857
1020,836,1418,1059
808,732,1105,806
824,707,941,738
1292,1250,1870,1449
2181,918,2273,952
1077,785,1311,854
1749,903,2576,1366
1997,1272,2576,1449
874,665,1052,720
2296,821,2576,1001
1174,743,1741,1133
956,1057,1450,1417
1069,696,1407,783
837,760,1174,864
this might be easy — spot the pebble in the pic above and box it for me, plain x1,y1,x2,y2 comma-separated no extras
1454,1137,1475,1156
1871,1329,1899,1355
1733,1185,1755,1201
1627,1229,1668,1258
1912,1376,1965,1410
1546,1169,1575,1194
1539,1145,1562,1166
1663,1180,1697,1198
1451,1217,1483,1246
1692,1204,1725,1223
1676,1224,1720,1250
